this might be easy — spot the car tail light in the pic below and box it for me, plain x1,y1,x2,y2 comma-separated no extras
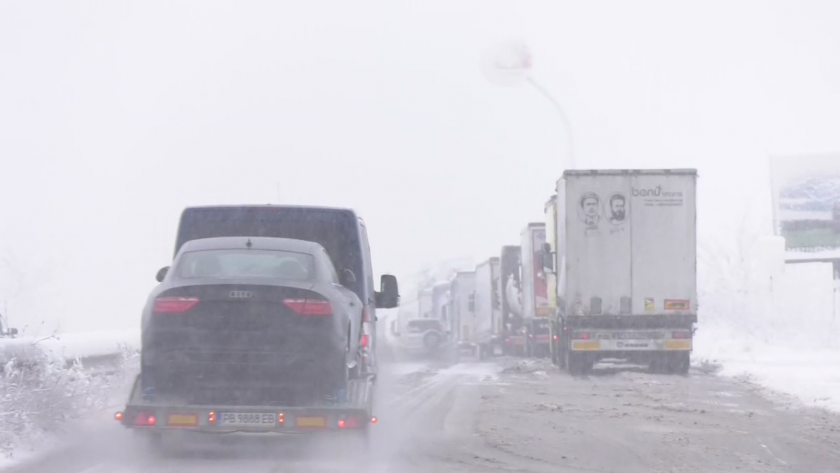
572,332,590,340
208,412,216,424
284,299,333,316
672,331,692,339
153,297,199,314
278,413,285,425
371,416,378,424
529,334,534,339
505,338,511,344
553,335,559,341
361,334,369,348
114,412,123,421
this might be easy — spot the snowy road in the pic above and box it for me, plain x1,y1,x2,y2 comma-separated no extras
8,359,840,472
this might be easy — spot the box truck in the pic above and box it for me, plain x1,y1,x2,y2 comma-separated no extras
520,223,551,357
546,169,697,374
473,257,502,358
449,271,477,356
498,246,525,356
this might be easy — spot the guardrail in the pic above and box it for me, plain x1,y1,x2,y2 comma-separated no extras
0,329,139,373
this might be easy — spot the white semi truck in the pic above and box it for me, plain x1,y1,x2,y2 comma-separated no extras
473,257,502,359
449,271,477,356
545,169,698,375
520,223,551,357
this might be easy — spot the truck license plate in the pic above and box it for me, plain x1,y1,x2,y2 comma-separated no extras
220,412,276,426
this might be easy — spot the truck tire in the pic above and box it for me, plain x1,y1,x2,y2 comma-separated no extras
565,349,583,376
557,338,567,369
668,352,690,375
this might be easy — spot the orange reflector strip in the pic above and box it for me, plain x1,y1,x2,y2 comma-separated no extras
296,416,326,428
664,299,690,310
167,414,198,427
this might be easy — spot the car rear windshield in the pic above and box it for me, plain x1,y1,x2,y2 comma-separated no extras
407,320,442,333
175,249,315,281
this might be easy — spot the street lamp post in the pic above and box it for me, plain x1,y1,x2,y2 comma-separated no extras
482,41,576,170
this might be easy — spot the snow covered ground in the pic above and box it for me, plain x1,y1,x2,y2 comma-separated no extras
696,236,840,413
0,329,139,365
0,330,139,465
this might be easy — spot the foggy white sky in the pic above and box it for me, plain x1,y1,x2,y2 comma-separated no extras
2,1,840,333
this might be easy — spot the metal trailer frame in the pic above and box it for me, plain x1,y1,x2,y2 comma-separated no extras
116,374,377,447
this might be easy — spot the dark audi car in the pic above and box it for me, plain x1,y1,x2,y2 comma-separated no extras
141,236,364,404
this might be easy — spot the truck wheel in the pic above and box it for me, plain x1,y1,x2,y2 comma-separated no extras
668,352,690,375
649,355,666,374
566,350,583,376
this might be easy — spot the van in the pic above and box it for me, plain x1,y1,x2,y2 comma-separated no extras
171,205,399,374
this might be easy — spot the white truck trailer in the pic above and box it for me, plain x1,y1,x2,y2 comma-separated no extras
520,223,551,357
473,258,501,359
545,169,698,375
449,271,477,356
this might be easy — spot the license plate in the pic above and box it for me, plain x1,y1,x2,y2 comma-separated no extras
296,416,326,428
220,412,276,426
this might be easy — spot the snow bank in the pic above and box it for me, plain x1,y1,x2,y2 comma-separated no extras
697,324,840,411
37,329,140,361
697,233,840,412
0,329,140,365
0,347,138,462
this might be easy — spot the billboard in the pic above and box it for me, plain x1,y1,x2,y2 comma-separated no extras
770,155,840,256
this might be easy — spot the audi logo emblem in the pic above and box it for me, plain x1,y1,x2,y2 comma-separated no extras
229,290,254,299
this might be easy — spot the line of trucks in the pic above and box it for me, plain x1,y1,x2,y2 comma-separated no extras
117,167,697,453
392,169,698,374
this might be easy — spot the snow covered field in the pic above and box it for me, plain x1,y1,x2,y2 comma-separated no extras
696,237,840,413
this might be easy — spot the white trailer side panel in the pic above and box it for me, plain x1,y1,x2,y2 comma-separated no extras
473,259,496,343
564,173,633,316
629,172,697,315
545,197,558,313
556,179,568,311
452,273,477,342
490,258,502,335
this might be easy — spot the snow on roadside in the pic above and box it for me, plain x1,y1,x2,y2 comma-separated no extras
0,333,139,465
696,323,840,411
697,234,840,413
0,330,140,366
37,329,140,361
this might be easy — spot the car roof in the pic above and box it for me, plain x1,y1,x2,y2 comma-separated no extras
177,236,325,254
